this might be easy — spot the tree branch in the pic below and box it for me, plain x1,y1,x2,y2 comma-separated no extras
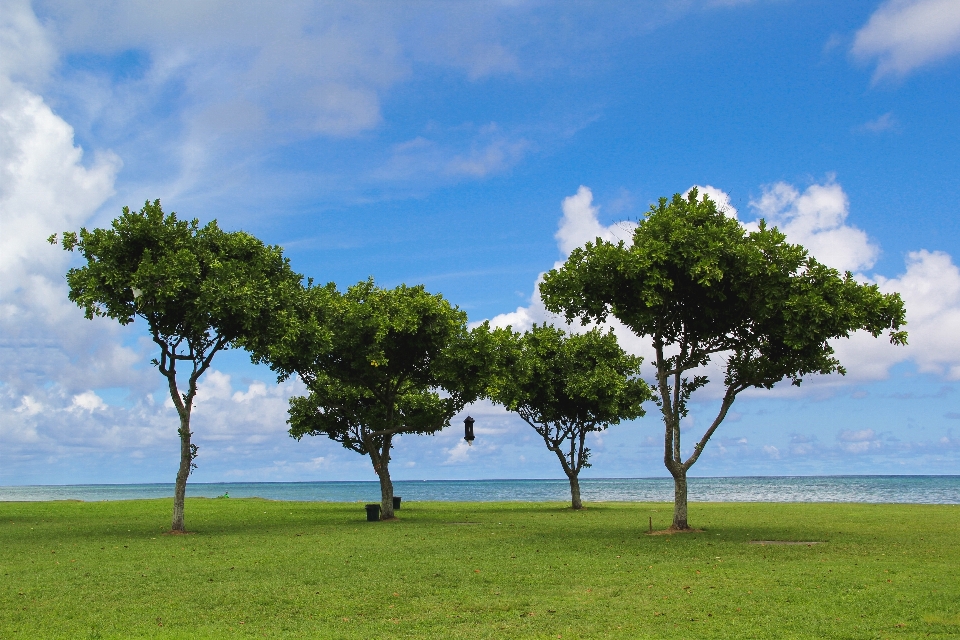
682,384,744,471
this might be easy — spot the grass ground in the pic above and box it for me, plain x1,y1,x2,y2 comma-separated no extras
0,499,957,639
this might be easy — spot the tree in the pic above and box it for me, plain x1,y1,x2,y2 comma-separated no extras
56,200,303,532
258,279,494,520
489,324,650,509
539,189,907,529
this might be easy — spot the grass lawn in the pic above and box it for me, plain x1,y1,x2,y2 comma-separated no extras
1,499,958,639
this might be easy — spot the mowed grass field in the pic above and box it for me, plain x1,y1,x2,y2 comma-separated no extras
1,499,957,639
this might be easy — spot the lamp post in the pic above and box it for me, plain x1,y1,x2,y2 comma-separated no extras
463,416,475,446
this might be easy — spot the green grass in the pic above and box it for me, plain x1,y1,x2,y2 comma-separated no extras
1,499,958,639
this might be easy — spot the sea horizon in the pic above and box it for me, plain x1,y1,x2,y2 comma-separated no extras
2,475,958,504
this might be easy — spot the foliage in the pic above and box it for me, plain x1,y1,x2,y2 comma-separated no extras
489,324,650,508
57,200,303,531
540,189,907,527
3,498,958,639
259,279,496,518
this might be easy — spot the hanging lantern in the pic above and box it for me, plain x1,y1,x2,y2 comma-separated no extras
463,416,475,446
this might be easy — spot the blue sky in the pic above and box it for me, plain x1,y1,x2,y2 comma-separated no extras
2,0,959,485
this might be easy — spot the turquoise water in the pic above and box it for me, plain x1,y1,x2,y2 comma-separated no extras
1,476,958,503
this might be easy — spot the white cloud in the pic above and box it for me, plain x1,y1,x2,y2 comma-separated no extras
233,381,267,403
444,440,474,465
0,71,145,407
490,181,960,395
18,1,559,203
738,182,960,386
852,0,960,79
491,186,637,332
823,250,960,382
38,1,410,138
746,179,879,273
556,186,637,255
837,428,882,454
15,395,43,416
191,373,305,448
70,391,106,412
0,0,56,84
688,184,738,218
194,370,233,403
0,80,120,282
487,281,560,332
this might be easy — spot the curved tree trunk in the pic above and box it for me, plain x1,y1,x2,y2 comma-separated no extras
671,470,689,530
547,438,584,510
567,473,583,510
370,433,395,520
172,413,192,532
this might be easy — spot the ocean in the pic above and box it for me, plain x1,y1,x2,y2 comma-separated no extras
1,476,958,504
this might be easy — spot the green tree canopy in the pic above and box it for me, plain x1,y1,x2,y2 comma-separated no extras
56,200,303,532
489,324,650,509
540,189,907,529
258,279,495,519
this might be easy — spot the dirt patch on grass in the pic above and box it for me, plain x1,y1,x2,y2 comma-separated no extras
647,528,704,535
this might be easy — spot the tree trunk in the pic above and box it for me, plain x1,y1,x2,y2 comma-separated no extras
370,434,395,520
172,413,192,533
376,461,394,520
671,470,689,530
567,473,583,510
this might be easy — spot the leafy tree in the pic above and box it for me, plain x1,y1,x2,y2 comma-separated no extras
56,200,303,532
489,324,650,509
259,279,494,520
540,189,907,529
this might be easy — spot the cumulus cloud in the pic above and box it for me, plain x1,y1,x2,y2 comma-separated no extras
0,83,120,283
490,186,637,333
0,24,314,483
0,0,56,84
555,186,637,255
821,249,960,382
489,180,960,395
739,181,960,385
70,391,107,413
688,184,738,218
746,179,879,273
0,71,146,408
852,0,960,80
0,69,158,481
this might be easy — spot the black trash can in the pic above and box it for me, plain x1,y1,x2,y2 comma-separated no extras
365,503,381,522
393,496,402,510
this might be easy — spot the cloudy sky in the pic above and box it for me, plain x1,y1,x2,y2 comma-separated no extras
2,0,959,486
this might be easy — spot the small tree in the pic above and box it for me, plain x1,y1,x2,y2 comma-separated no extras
540,189,907,529
56,200,303,532
489,324,650,509
259,279,493,519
